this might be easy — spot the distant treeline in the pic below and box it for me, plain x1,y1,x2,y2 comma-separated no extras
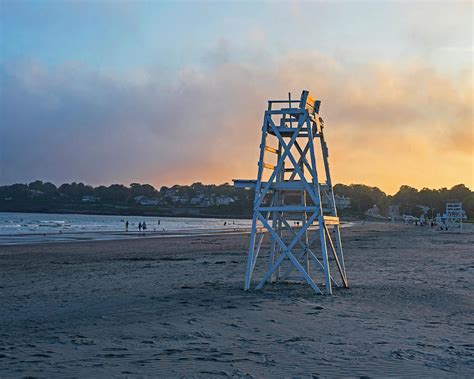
333,184,473,218
0,181,253,217
0,180,472,219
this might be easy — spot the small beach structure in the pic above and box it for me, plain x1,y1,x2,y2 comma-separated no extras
436,202,466,232
234,90,348,295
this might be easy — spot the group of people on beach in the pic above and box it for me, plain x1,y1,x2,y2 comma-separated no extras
124,219,236,233
125,219,160,232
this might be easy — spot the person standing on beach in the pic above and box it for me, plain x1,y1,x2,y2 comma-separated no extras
143,221,147,231
125,220,129,232
138,222,142,232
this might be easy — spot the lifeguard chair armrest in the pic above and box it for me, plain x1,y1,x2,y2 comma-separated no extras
299,90,321,115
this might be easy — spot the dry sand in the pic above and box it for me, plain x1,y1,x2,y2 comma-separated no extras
1,222,473,377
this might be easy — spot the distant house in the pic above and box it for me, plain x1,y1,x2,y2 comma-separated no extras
134,195,160,206
388,204,400,218
190,194,205,205
82,195,97,202
168,195,180,203
335,195,351,209
366,205,381,217
190,197,200,205
29,189,44,197
140,198,160,206
178,196,189,205
164,189,177,198
201,197,213,207
216,196,236,206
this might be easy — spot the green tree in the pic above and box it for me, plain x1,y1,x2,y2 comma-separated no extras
28,180,44,191
448,184,471,202
463,193,474,219
130,183,157,198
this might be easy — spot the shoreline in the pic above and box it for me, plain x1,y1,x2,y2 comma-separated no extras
0,227,251,246
0,221,357,246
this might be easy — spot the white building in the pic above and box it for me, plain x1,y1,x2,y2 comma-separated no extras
134,195,160,205
140,198,160,206
388,204,400,218
167,195,180,203
216,196,236,206
29,190,45,197
201,197,214,207
366,205,380,217
190,194,205,205
82,195,97,202
335,195,351,209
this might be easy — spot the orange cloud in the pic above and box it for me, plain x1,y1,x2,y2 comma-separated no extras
168,54,473,194
2,52,472,194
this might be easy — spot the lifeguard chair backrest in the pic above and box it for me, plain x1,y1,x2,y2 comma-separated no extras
299,90,321,115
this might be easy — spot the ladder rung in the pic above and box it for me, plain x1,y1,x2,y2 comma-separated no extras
264,146,278,154
323,216,340,225
262,162,275,170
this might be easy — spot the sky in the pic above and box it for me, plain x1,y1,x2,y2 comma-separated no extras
0,0,473,194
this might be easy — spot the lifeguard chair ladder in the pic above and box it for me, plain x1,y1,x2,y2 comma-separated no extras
234,90,348,295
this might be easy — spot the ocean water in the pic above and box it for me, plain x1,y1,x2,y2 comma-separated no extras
0,212,354,245
0,212,252,235
0,212,254,245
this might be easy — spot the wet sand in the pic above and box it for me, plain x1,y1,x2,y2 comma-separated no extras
1,222,473,376
0,227,250,245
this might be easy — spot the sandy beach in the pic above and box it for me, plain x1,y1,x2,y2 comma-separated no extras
1,222,473,377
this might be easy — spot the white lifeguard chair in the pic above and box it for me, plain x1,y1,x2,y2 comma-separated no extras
234,90,348,295
436,203,467,232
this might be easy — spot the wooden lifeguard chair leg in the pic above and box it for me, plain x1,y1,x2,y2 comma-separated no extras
318,217,332,295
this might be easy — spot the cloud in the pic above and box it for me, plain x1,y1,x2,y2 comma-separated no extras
402,1,473,53
1,47,472,193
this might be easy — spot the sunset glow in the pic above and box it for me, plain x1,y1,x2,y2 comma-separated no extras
1,1,472,193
